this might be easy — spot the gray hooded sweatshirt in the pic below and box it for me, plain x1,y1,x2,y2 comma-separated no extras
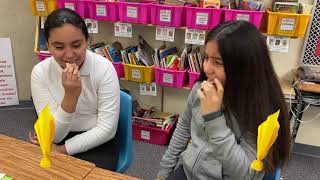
157,82,264,180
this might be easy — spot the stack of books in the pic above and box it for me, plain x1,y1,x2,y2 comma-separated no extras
132,100,178,130
188,46,202,73
121,36,155,66
153,46,181,70
89,41,123,62
132,109,178,130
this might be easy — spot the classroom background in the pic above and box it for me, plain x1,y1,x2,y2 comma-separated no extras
0,0,320,179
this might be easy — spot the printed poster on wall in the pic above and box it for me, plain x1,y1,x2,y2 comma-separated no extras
185,29,206,45
266,35,290,53
0,38,19,106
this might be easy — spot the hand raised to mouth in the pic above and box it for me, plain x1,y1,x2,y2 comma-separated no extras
197,79,224,116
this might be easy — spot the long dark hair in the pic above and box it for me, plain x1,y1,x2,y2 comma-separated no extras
200,21,290,173
44,8,89,42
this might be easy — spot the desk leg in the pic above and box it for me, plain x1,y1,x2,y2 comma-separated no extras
291,94,305,143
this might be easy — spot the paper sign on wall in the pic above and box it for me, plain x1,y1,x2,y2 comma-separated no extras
114,22,133,37
0,38,19,106
266,35,290,53
140,83,157,96
85,19,98,33
156,26,175,42
185,29,206,45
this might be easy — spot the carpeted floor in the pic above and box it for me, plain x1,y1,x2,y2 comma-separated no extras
1,104,320,180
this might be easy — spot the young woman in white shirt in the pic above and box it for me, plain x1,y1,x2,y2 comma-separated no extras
29,8,120,170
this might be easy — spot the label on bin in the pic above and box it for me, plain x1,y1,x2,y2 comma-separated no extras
64,3,75,11
280,18,295,31
196,13,209,25
163,73,173,84
160,10,171,22
131,69,141,79
236,14,250,22
96,5,107,16
141,130,150,140
127,6,138,18
36,1,45,12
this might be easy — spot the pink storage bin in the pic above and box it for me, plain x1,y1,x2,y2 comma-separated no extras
112,62,124,78
88,1,118,21
224,9,263,29
150,4,185,27
132,118,176,145
154,67,188,88
118,2,150,24
36,52,52,61
186,7,223,30
58,0,91,18
188,71,200,89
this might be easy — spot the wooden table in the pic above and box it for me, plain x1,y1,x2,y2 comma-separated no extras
84,167,141,180
0,134,95,179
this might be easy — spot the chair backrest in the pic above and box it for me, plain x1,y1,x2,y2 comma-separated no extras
115,91,133,173
263,168,281,180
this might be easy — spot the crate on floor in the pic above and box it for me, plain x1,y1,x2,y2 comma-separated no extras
132,122,176,145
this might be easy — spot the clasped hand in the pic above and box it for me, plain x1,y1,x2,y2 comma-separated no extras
29,131,67,154
62,63,82,98
197,79,224,115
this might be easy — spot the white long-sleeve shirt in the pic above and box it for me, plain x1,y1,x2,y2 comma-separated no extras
31,50,120,155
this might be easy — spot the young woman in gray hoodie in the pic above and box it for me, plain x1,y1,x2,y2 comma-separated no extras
157,21,291,180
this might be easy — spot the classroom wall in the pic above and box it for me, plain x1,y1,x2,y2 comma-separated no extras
0,0,313,101
0,0,38,101
0,0,319,146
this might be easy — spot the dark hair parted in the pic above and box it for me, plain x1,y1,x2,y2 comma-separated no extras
44,8,89,42
200,21,291,173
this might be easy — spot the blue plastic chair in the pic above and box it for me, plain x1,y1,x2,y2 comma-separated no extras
115,91,133,173
263,168,281,180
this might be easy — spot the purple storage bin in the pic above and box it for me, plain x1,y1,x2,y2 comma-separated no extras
188,70,200,89
224,9,263,29
88,1,118,21
154,67,188,88
118,2,150,24
58,0,91,18
186,7,223,30
112,62,124,78
150,4,185,28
